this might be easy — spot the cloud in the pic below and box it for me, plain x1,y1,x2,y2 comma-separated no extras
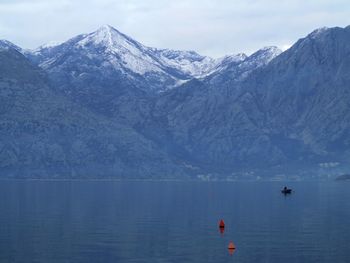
0,0,349,57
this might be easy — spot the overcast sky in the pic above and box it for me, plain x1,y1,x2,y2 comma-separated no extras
0,0,349,57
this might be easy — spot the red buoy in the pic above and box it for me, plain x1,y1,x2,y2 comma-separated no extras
228,241,236,250
228,241,236,255
219,219,225,228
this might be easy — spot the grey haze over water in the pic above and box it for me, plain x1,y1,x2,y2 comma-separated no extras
0,0,350,57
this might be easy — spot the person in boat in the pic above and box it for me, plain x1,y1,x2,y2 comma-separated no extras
282,186,292,194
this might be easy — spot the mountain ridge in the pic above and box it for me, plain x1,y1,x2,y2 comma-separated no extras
1,25,350,179
21,25,282,92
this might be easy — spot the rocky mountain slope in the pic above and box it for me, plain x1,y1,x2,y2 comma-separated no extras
0,47,187,178
27,25,238,93
150,26,350,174
1,25,350,179
244,26,350,157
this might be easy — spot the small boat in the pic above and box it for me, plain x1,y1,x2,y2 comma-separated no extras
281,186,292,194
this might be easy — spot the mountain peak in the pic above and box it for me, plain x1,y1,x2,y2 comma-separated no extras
249,46,282,61
90,24,119,46
0,39,21,51
216,53,247,66
76,24,144,52
309,27,329,38
260,46,282,52
37,41,62,50
98,24,115,31
95,24,122,36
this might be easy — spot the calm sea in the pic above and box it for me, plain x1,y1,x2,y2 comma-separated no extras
0,180,349,262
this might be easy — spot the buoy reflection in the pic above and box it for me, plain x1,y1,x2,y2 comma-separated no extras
228,248,236,256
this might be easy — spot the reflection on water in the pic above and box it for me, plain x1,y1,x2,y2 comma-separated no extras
0,180,350,262
228,247,236,256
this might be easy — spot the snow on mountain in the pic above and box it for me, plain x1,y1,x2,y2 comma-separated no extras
0,40,22,52
34,41,63,51
206,53,247,76
309,27,329,39
204,46,282,84
236,46,282,80
28,26,191,91
27,25,282,92
250,46,282,64
34,25,163,75
155,49,217,78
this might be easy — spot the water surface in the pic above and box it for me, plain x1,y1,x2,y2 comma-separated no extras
0,180,349,262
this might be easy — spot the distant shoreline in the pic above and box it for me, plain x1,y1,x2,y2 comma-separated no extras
0,177,336,182
335,174,350,181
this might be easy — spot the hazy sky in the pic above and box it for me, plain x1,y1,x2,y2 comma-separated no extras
0,0,349,57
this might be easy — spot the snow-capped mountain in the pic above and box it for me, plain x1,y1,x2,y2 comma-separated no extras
154,49,247,78
2,25,350,179
19,25,284,132
27,25,218,92
205,46,282,85
27,25,280,93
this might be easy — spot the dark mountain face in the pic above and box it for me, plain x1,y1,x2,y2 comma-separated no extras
1,25,350,179
146,26,350,174
0,48,187,178
244,26,350,155
150,79,285,171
